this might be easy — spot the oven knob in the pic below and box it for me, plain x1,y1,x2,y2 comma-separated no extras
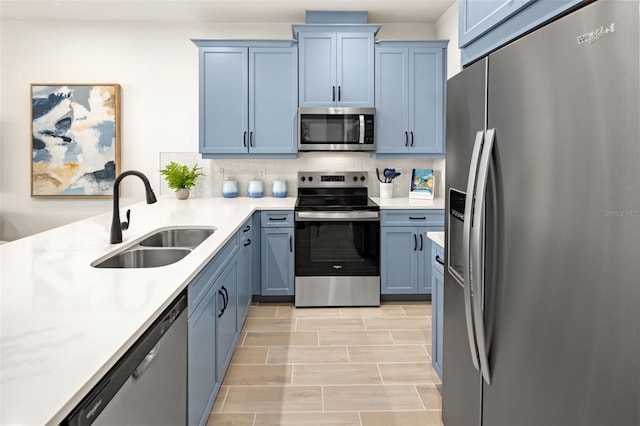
360,175,366,181
300,176,306,182
308,176,313,182
353,176,358,182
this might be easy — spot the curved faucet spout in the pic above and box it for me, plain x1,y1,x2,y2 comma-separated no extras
111,170,157,244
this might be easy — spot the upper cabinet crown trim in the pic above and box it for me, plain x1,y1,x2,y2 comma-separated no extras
291,24,381,39
192,39,297,48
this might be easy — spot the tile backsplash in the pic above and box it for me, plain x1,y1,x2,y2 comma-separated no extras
160,152,445,199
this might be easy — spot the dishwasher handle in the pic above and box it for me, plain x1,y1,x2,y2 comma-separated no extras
132,344,159,380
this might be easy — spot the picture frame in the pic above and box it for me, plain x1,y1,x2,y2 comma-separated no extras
409,168,435,199
31,84,121,197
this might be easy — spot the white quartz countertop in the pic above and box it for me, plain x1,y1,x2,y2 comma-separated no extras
372,197,444,209
0,195,442,425
427,231,445,248
0,196,294,426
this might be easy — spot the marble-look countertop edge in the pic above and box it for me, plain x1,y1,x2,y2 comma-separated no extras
427,231,445,248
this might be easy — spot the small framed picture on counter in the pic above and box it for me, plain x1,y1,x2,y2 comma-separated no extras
409,168,434,199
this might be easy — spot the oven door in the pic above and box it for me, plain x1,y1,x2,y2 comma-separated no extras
294,211,380,277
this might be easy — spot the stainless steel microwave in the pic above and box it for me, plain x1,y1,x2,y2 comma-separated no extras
298,107,375,152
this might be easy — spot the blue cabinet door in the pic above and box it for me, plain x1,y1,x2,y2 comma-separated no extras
409,47,445,155
459,0,537,48
375,47,409,154
251,213,262,296
375,42,447,156
299,32,374,107
248,47,298,155
298,32,336,107
216,259,238,382
261,227,294,296
336,32,375,107
236,220,253,326
431,242,444,379
459,0,582,66
188,283,218,426
200,47,249,155
380,227,419,294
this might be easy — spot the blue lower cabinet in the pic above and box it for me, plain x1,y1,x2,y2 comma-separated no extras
236,218,253,326
380,227,440,295
260,211,294,296
431,242,445,379
187,222,250,426
188,282,218,426
215,260,238,382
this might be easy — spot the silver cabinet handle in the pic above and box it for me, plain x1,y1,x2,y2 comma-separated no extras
463,130,484,373
471,128,496,385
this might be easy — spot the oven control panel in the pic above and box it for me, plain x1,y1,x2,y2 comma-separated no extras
298,171,368,187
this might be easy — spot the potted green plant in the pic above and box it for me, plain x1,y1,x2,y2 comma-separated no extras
159,161,204,200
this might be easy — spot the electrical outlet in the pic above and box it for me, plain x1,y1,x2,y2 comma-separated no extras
258,167,266,179
216,168,224,180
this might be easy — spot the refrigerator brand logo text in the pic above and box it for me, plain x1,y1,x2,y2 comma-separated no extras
577,23,615,45
604,209,640,217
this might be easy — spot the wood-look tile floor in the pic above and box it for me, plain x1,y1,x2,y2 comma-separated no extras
206,302,442,426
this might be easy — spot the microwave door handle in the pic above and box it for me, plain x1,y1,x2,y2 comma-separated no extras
463,130,484,373
472,128,496,385
359,115,365,144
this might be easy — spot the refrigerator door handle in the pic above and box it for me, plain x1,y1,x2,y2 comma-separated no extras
471,127,496,385
462,130,484,372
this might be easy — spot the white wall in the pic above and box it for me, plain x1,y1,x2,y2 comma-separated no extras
436,1,461,79
0,19,442,240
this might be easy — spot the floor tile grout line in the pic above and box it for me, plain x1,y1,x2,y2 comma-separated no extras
413,384,428,411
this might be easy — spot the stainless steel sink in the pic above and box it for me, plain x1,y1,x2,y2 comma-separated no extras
138,228,215,249
93,248,192,269
92,226,216,269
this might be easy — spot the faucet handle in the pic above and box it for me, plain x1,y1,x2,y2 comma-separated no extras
121,209,131,230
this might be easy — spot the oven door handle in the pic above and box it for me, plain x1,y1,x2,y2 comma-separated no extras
295,211,380,221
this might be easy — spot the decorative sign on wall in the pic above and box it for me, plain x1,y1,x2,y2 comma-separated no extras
31,84,121,197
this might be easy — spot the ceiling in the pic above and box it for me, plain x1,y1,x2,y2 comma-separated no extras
0,0,456,23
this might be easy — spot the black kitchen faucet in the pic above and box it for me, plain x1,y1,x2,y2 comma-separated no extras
110,170,157,244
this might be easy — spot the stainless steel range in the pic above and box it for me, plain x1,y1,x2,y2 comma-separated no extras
294,171,380,307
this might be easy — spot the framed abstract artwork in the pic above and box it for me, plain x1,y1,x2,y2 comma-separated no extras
31,84,121,197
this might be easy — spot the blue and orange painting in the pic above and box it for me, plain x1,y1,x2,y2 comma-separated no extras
31,84,119,196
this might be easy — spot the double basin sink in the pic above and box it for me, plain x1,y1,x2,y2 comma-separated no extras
92,227,216,268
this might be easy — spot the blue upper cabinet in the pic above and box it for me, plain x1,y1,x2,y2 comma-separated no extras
192,40,298,158
295,25,379,107
375,41,448,157
459,0,583,66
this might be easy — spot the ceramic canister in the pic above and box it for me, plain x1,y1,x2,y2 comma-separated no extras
248,180,264,198
272,179,287,198
222,180,239,198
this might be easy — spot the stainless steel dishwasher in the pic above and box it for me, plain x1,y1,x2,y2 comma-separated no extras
63,292,187,426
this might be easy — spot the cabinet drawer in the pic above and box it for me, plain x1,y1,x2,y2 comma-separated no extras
432,243,445,274
188,233,239,314
261,211,294,227
380,209,444,227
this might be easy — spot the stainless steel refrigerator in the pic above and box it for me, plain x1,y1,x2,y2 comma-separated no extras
443,1,639,425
